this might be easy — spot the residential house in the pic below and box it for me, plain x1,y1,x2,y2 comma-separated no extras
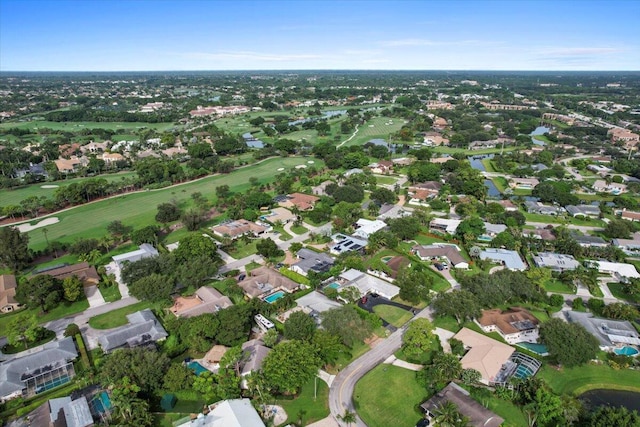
101,152,125,166
81,141,109,154
0,337,78,402
452,328,515,385
59,143,82,158
420,382,504,427
237,266,299,299
353,218,387,239
278,192,319,211
522,228,556,241
296,291,341,315
509,177,539,190
532,252,580,271
54,157,87,174
175,398,265,427
409,181,442,198
497,200,518,212
112,244,159,271
312,180,333,196
412,244,469,269
377,204,410,221
384,256,412,279
290,249,334,277
212,220,268,239
0,274,20,313
593,180,627,194
260,207,295,225
589,261,640,282
613,233,640,254
422,132,450,146
432,117,449,130
429,218,461,235
343,168,364,177
170,286,233,318
97,309,168,353
571,233,609,248
36,262,100,287
587,164,612,175
620,210,640,222
329,234,367,255
524,201,562,216
476,308,540,344
608,128,639,148
368,160,393,174
469,140,497,150
564,311,640,351
203,345,229,370
480,249,527,271
240,340,270,387
565,204,601,218
392,157,414,166
483,222,507,238
48,395,93,427
335,268,400,300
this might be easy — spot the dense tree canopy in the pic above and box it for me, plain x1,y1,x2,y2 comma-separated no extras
321,305,374,347
540,318,599,367
262,340,322,394
0,226,31,272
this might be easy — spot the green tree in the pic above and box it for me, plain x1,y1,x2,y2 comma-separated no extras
602,302,639,321
284,311,317,341
387,216,421,240
109,377,153,427
320,305,374,347
604,219,633,239
107,220,132,242
128,273,174,302
429,352,463,384
99,348,170,394
540,318,599,367
131,225,160,245
456,217,485,242
369,187,398,205
62,276,83,302
432,401,469,427
6,315,44,350
587,405,640,427
173,233,221,264
163,364,194,391
401,318,435,359
0,226,31,272
339,410,357,427
312,330,347,367
15,275,62,312
397,268,432,304
262,340,321,394
432,290,480,323
256,238,284,259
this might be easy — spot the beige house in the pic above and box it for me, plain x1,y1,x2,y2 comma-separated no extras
170,286,233,318
211,220,267,239
237,267,299,299
476,308,540,344
279,193,319,211
453,327,515,385
0,275,20,313
262,207,295,224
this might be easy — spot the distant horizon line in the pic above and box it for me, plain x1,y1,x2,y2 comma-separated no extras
1,69,639,74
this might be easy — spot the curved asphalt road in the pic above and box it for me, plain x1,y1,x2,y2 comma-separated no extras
328,306,435,426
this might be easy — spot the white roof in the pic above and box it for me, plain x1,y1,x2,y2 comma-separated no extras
594,261,640,278
480,249,527,271
430,218,461,234
483,222,507,235
176,399,265,427
354,218,386,238
340,269,400,299
112,243,158,267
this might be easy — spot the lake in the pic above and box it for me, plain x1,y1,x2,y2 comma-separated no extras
580,389,640,412
530,126,550,146
484,179,501,198
467,154,494,171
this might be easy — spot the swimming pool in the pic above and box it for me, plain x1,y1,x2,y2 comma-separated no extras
517,342,549,355
187,361,209,375
90,391,113,414
477,235,492,242
326,282,340,290
36,375,71,394
381,256,393,263
614,346,639,356
264,291,285,304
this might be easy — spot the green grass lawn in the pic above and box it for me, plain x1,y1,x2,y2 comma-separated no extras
538,363,640,395
373,305,412,327
467,388,528,427
0,171,138,208
432,315,462,333
482,159,496,172
542,279,575,294
492,177,508,192
330,340,371,374
291,224,308,234
607,282,640,303
99,284,122,303
227,240,258,259
88,301,158,329
374,175,398,185
22,157,323,250
343,116,406,147
277,378,329,425
0,299,89,336
354,365,428,427
433,146,521,155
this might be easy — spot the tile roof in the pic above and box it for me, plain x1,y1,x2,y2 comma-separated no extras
453,328,514,384
0,274,18,309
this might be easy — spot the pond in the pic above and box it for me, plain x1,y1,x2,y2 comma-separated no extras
484,179,501,198
580,389,640,412
530,126,550,146
467,154,494,171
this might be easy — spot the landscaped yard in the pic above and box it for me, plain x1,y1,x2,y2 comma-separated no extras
467,388,528,427
0,299,89,336
538,363,640,395
22,157,323,250
99,284,122,303
277,378,329,425
431,315,461,333
607,282,640,303
373,305,412,327
354,364,428,427
542,279,575,294
291,224,308,234
88,301,159,329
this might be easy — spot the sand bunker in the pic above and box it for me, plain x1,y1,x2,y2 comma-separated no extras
277,167,285,171
307,160,315,164
40,185,59,189
16,217,60,232
295,165,307,169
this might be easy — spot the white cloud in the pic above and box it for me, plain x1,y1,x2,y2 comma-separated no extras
537,47,622,56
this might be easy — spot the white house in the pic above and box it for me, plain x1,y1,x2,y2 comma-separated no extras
476,308,540,345
590,261,640,282
429,218,461,235
353,218,387,239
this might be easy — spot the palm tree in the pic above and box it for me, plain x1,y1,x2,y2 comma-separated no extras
339,410,356,427
433,401,469,427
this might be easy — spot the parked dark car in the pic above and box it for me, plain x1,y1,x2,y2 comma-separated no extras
434,262,444,271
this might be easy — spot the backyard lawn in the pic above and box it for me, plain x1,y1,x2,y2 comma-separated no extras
22,157,323,250
277,378,329,425
607,282,640,303
468,388,528,427
542,279,575,294
538,364,640,395
373,305,412,327
354,365,428,427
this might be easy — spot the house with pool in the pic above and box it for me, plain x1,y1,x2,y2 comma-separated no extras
564,311,640,354
412,244,469,269
476,308,540,345
237,266,300,302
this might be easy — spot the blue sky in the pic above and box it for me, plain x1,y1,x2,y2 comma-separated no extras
1,0,638,71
